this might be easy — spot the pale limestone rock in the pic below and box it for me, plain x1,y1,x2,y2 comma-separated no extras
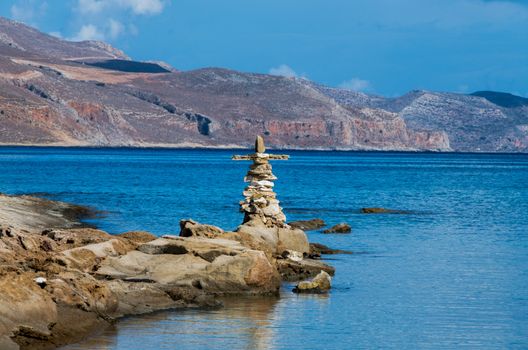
236,220,279,252
96,236,280,294
282,249,303,262
255,180,274,187
61,239,134,272
262,203,281,216
253,197,267,205
255,135,266,153
179,219,224,238
293,270,332,293
277,227,309,255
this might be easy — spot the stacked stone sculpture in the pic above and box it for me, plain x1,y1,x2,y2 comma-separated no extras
232,136,289,227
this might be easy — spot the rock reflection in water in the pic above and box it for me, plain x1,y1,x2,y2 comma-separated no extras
61,294,290,350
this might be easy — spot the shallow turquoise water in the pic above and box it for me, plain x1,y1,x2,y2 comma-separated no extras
0,148,527,349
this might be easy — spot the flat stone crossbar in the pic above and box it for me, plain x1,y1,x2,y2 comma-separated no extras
232,154,289,161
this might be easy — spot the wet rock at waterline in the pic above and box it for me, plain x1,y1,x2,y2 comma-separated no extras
309,242,353,258
289,218,326,231
293,271,332,294
361,207,413,214
276,257,335,282
323,223,351,234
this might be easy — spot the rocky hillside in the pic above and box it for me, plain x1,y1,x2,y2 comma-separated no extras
316,86,528,152
0,17,526,152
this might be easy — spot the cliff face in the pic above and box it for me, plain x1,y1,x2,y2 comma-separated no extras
0,17,525,151
315,86,528,153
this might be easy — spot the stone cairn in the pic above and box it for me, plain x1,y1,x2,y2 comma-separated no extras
232,136,289,227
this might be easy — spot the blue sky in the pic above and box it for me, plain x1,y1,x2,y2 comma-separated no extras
1,0,527,97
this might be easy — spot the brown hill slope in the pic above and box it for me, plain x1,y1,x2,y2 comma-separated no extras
0,17,525,151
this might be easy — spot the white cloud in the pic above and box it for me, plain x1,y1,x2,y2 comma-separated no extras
117,0,165,15
68,19,131,42
71,24,105,41
76,0,166,15
269,64,298,78
339,78,372,92
70,0,168,42
108,19,125,39
77,0,105,14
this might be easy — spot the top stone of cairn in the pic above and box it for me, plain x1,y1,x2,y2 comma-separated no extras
255,135,266,153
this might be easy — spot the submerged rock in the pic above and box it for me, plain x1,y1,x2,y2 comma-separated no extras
309,243,353,258
323,223,351,234
361,207,413,214
288,218,326,231
293,271,332,293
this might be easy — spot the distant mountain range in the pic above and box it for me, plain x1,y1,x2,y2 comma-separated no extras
0,17,526,152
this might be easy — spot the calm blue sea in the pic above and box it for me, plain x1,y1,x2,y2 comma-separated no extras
1,148,527,349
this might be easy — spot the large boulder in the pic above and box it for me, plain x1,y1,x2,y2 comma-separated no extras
0,268,118,350
96,236,281,294
277,227,309,255
219,230,276,257
0,272,58,350
235,218,309,256
140,236,246,262
236,219,278,251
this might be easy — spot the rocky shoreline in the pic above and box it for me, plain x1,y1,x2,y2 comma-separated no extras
0,193,335,350
0,138,338,350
